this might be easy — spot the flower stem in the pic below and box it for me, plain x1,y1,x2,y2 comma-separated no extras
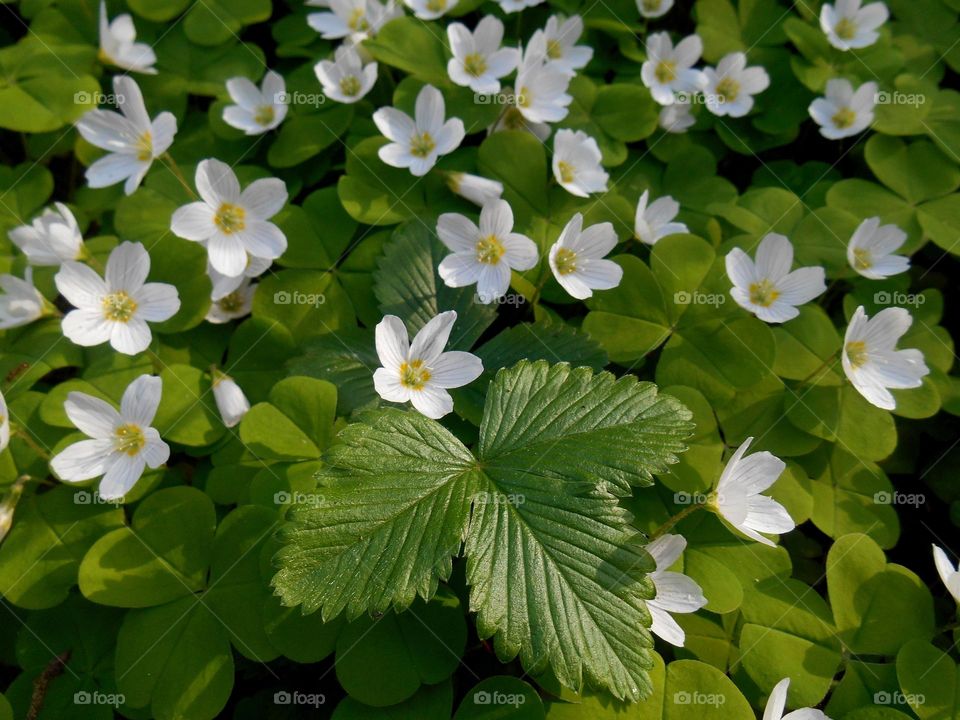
160,153,197,200
13,428,51,460
650,502,706,540
800,351,840,385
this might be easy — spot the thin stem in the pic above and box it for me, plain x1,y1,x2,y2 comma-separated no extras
650,503,706,540
160,153,197,200
800,351,840,385
26,651,71,720
13,428,51,460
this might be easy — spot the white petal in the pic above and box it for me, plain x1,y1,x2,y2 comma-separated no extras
106,241,150,292
64,392,120,438
98,453,147,500
438,254,482,288
240,178,288,219
120,374,162,426
755,233,793,281
56,262,106,308
647,604,686,647
375,315,410,368
409,311,457,364
437,213,479,253
171,202,216,241
373,367,410,403
62,309,113,347
50,439,114,481
763,678,790,720
135,283,180,322
196,158,241,206
429,351,483,389
110,317,152,355
410,385,454,418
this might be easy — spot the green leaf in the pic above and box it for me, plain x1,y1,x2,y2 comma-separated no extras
183,0,272,46
332,681,453,719
252,268,355,341
364,17,448,83
896,639,960,720
153,364,225,447
477,131,549,228
268,104,354,167
286,327,381,415
240,403,321,461
455,677,545,719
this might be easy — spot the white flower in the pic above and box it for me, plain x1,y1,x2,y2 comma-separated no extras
726,233,826,324
373,85,465,177
809,79,877,139
820,0,888,50
404,0,456,20
208,255,271,300
56,241,180,356
315,45,378,104
8,202,85,266
76,76,177,195
641,32,703,106
497,0,544,13
763,678,831,720
0,389,9,453
659,100,695,133
552,129,608,197
637,0,674,18
373,311,483,419
645,534,707,647
0,268,46,330
842,306,929,411
447,16,520,95
700,52,770,118
206,278,255,324
307,0,400,40
98,0,157,74
846,217,909,279
712,437,795,547
634,190,688,245
212,371,250,428
170,159,288,277
223,71,288,135
445,172,503,207
933,544,960,604
548,213,623,300
50,375,169,501
513,34,573,124
532,15,592,76
437,200,538,302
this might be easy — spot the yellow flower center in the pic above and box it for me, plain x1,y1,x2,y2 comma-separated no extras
845,340,869,368
426,0,446,12
834,17,857,40
136,131,153,162
832,107,857,129
102,291,138,322
399,359,431,390
655,60,677,84
347,7,368,31
254,105,276,126
852,248,872,270
546,39,563,60
476,235,506,265
409,132,436,158
218,291,244,314
463,52,488,77
340,75,362,97
715,77,740,103
214,203,246,234
643,0,661,10
557,161,576,184
554,247,578,275
748,279,780,307
115,423,145,456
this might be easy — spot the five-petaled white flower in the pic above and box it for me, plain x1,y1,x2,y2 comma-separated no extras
76,76,177,195
445,172,503,207
700,52,769,118
0,390,9,453
315,44,378,104
307,0,400,40
8,203,85,266
373,85,465,177
659,100,695,133
726,233,826,324
212,370,250,428
645,534,707,647
50,375,169,501
98,0,157,74
437,200,538,303
223,71,288,135
56,242,180,355
206,278,255,324
809,79,877,139
763,678,831,720
711,437,795,547
404,0,457,21
373,311,483,419
634,190,688,245
170,159,288,277
820,0,888,50
933,544,960,604
846,217,909,279
637,0,674,18
548,213,623,300
642,32,704,106
0,268,47,330
842,306,929,411
552,129,608,197
512,34,573,124
532,15,592,76
447,16,520,95
497,0,544,13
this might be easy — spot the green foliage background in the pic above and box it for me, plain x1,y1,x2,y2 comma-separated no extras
1,0,960,718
